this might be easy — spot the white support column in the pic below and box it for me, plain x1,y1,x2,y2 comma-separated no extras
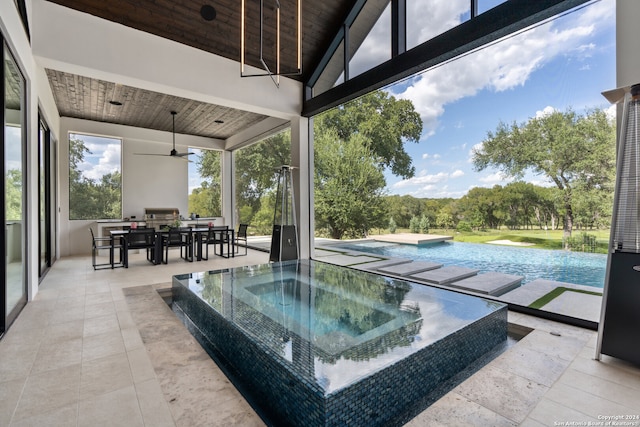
222,150,234,228
290,116,313,259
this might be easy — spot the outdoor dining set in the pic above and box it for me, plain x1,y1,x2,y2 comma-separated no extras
90,224,248,270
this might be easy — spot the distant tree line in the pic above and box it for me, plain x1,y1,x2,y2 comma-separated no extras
386,180,613,233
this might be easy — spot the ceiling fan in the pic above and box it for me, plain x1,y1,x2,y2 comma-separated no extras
134,111,194,160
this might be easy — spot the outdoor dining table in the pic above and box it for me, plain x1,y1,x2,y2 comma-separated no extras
111,227,235,266
111,228,190,266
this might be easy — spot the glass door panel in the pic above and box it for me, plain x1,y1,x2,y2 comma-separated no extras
4,43,26,330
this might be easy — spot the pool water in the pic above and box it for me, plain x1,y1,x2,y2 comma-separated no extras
172,260,507,427
335,241,607,288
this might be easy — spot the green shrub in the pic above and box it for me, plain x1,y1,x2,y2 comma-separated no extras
409,216,420,233
456,220,472,232
389,217,397,234
419,214,430,234
564,232,598,252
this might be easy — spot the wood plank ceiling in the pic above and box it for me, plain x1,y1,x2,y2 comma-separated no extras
46,69,268,139
45,0,353,83
43,0,354,138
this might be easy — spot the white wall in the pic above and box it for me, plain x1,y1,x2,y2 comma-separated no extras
59,117,225,256
0,0,61,301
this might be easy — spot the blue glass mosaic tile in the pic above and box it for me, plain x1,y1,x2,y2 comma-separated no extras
172,259,507,427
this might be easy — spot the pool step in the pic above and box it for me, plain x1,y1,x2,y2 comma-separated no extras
448,272,524,296
377,261,443,276
351,258,413,272
410,266,480,285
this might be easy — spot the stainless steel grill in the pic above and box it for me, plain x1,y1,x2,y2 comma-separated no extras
144,207,179,230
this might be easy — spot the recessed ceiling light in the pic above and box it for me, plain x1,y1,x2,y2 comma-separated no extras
214,119,224,124
109,100,122,106
200,4,216,21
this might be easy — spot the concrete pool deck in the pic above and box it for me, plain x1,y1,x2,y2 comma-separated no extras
1,252,637,426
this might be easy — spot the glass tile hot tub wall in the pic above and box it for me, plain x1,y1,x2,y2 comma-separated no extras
171,260,508,427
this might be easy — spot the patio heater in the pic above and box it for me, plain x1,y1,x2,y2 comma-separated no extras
269,165,299,262
597,84,640,365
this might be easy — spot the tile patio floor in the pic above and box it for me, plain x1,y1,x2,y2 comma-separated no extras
1,249,639,426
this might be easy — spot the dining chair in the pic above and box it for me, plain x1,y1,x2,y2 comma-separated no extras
235,224,248,256
162,227,192,263
90,227,123,269
201,225,229,260
124,228,157,267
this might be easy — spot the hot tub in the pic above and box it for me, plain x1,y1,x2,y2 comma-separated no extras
172,260,507,426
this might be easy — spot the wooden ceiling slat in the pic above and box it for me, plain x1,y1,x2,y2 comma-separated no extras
46,69,268,140
46,0,355,82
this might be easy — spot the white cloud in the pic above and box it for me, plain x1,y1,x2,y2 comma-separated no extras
467,142,484,162
535,106,557,118
605,104,617,122
478,172,512,185
393,0,613,138
450,169,465,178
422,153,430,159
432,154,442,160
393,171,449,188
80,143,121,181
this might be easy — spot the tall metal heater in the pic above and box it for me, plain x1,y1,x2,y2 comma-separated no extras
270,165,299,262
597,84,640,365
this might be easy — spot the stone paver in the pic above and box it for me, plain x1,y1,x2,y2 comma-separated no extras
411,266,479,285
448,272,523,296
541,292,602,323
377,261,443,276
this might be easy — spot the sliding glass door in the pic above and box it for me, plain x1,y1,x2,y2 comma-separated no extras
39,115,53,277
2,41,27,334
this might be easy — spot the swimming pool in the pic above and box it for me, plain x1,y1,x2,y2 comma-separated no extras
172,260,507,427
334,241,607,288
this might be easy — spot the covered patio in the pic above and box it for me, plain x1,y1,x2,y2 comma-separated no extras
2,0,640,425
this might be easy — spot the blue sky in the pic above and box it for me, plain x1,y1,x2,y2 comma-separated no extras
353,0,616,199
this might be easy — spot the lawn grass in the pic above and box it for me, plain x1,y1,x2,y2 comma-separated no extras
528,287,603,309
372,227,610,253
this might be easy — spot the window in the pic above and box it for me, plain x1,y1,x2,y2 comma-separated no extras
234,130,291,233
188,148,221,217
68,133,122,220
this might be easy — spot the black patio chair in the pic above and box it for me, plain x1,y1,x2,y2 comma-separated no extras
201,225,230,260
124,228,157,267
90,227,123,270
235,224,248,256
161,227,193,263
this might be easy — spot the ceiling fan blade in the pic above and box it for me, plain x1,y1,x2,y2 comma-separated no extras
133,152,171,156
174,152,194,157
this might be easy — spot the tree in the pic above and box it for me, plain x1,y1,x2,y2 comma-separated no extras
189,150,221,217
314,128,388,239
234,131,291,223
5,169,23,220
68,137,121,220
317,91,422,179
472,108,615,240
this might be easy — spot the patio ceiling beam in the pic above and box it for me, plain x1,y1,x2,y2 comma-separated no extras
302,0,590,117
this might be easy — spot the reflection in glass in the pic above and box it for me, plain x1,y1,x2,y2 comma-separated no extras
348,2,391,80
4,44,26,318
407,0,470,50
39,120,48,275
